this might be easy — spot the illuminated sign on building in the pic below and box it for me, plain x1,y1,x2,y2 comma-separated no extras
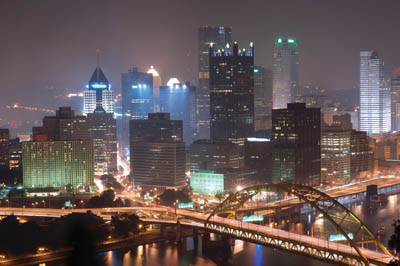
328,233,354,242
242,215,264,223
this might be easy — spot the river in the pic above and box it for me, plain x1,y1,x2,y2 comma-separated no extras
44,194,400,266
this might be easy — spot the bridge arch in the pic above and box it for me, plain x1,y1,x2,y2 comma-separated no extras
205,184,391,265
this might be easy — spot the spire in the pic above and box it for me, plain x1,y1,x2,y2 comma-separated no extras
89,67,109,85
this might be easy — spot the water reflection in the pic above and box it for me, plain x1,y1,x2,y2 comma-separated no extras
45,194,400,266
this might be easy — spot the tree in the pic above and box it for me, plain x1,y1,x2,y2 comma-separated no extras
389,219,400,255
389,219,400,265
157,189,191,207
111,213,141,237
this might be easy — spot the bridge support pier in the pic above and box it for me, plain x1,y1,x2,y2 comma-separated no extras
175,222,181,243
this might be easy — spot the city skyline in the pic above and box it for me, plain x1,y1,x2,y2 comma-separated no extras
2,0,400,112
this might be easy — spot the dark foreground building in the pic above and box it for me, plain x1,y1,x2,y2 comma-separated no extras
272,103,321,186
209,41,255,143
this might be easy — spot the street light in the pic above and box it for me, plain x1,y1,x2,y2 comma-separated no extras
175,200,179,216
5,199,9,208
42,200,45,208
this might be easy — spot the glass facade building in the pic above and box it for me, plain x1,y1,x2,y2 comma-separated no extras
209,41,255,142
160,82,197,144
359,50,391,135
391,74,400,132
121,68,153,150
272,38,299,109
254,65,272,131
197,26,232,140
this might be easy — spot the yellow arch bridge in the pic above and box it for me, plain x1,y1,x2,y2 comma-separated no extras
202,184,394,266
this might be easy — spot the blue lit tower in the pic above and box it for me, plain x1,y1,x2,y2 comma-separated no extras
160,80,197,144
121,67,153,150
84,67,114,114
209,41,255,143
360,50,391,135
272,37,299,109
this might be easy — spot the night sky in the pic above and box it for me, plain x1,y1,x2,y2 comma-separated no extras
1,0,400,108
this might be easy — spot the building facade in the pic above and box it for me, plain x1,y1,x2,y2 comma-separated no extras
350,130,374,179
190,170,224,195
321,128,351,185
160,81,197,144
130,113,186,189
87,112,117,176
23,140,94,190
189,139,241,173
121,68,153,150
197,26,232,140
84,67,114,115
359,50,391,135
0,129,9,171
33,107,89,141
254,66,273,132
272,38,299,109
391,74,400,132
209,41,255,142
272,103,321,186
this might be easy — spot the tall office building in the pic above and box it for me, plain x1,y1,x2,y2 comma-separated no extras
189,139,241,173
197,26,232,140
87,112,117,176
209,41,254,143
0,129,9,171
321,127,351,185
147,65,161,98
350,130,374,179
160,81,197,144
254,65,273,131
359,50,391,135
391,73,400,131
130,113,186,190
272,37,299,109
121,68,153,151
272,103,320,186
23,140,94,190
33,107,89,141
84,67,114,115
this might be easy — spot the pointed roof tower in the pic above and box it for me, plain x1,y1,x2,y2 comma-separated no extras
88,67,110,90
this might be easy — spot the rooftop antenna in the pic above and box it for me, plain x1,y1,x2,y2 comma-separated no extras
96,48,101,80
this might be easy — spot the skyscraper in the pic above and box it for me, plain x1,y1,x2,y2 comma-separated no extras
321,127,351,185
121,67,153,150
84,67,114,115
33,107,89,141
209,41,255,143
272,103,320,186
160,81,197,144
147,65,161,98
130,113,186,190
0,129,9,171
391,73,400,131
197,26,232,140
87,112,117,175
254,65,273,132
272,37,299,109
359,50,391,135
